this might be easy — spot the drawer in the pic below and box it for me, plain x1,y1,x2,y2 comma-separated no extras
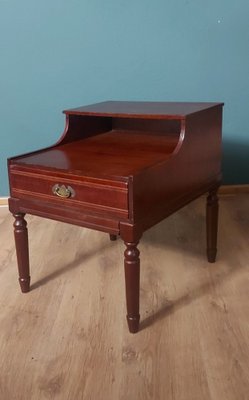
9,169,129,219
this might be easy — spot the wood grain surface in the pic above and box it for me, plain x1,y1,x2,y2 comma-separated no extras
0,195,248,400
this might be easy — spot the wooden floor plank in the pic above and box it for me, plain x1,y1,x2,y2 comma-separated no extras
0,195,248,400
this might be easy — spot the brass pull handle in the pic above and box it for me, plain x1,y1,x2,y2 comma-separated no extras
52,184,75,198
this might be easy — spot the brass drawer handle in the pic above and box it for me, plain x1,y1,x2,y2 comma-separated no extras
52,184,75,198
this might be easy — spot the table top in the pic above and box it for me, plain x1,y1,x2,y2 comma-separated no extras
14,130,178,178
64,101,224,120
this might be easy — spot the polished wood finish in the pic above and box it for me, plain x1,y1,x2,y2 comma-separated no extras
109,234,117,241
206,189,219,263
8,101,223,333
0,195,248,399
65,100,222,119
124,241,140,333
13,213,30,293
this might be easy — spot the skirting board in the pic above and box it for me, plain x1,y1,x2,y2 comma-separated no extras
0,197,8,207
218,184,249,195
0,185,248,207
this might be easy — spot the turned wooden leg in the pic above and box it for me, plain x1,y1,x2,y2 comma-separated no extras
124,241,140,333
206,189,219,263
109,234,117,241
13,213,30,293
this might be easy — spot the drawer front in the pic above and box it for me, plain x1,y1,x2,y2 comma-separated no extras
10,170,129,219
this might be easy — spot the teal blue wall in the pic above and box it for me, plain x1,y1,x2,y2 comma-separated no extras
1,0,249,195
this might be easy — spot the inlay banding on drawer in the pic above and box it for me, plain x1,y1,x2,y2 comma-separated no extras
10,170,129,218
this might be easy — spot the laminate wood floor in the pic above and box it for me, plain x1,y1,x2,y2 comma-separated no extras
0,194,248,400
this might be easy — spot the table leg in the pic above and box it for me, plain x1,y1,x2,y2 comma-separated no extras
124,241,140,333
109,234,117,241
206,189,219,263
13,213,30,293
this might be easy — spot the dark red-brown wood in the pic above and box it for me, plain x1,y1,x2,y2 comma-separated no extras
109,234,117,241
13,213,30,293
8,101,223,333
124,241,140,333
206,188,219,263
64,100,222,120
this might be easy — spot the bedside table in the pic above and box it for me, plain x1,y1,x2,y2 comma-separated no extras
8,101,223,333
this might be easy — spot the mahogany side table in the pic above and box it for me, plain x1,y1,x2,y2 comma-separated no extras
8,101,223,333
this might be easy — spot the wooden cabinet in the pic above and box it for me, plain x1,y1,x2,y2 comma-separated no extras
8,101,223,333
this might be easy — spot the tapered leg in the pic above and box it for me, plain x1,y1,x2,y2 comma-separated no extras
206,189,219,263
124,241,140,333
13,213,30,293
109,234,117,241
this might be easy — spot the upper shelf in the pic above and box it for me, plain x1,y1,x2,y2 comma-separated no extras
64,101,224,120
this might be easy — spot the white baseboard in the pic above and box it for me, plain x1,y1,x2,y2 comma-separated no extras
0,197,8,207
218,184,249,195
